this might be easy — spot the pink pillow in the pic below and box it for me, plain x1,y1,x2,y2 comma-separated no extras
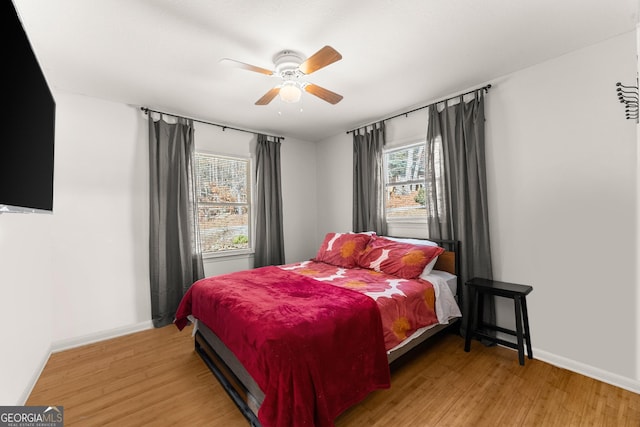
314,232,372,268
358,236,445,279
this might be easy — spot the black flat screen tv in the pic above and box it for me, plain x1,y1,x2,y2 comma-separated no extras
1,1,56,214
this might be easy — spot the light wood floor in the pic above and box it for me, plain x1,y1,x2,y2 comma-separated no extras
28,325,640,426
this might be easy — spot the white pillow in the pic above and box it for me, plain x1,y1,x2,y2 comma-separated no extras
382,236,439,246
420,256,439,276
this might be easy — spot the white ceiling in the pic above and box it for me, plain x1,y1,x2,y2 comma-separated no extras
13,0,639,142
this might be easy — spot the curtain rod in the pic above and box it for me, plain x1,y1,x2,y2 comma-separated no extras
140,107,284,140
346,84,492,134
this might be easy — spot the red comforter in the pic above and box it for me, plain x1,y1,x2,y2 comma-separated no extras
174,265,390,427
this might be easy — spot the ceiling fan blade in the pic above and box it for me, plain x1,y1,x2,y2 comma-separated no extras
220,58,274,76
298,46,342,75
255,87,281,105
304,84,343,104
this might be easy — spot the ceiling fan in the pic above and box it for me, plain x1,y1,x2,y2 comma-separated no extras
220,45,343,105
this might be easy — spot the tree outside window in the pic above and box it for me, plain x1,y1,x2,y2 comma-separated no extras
384,142,427,220
195,153,251,255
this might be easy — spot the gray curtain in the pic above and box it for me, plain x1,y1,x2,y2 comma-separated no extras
254,134,285,267
425,90,493,335
352,122,387,235
148,116,204,328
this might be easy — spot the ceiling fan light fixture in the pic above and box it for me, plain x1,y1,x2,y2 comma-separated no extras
231,46,343,105
279,81,301,103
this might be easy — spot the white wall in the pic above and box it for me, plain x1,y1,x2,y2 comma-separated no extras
279,137,319,262
315,132,352,243
317,31,639,390
487,31,637,385
50,94,151,346
0,207,55,405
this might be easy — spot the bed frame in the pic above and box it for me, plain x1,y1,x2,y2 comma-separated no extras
193,239,461,427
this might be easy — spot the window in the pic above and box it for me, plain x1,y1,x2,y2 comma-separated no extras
195,153,252,255
383,142,427,221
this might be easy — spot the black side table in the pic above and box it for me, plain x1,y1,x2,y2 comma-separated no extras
464,277,533,365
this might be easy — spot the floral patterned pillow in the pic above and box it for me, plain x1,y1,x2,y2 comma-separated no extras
358,236,445,279
313,232,372,268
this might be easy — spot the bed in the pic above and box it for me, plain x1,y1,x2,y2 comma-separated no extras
174,233,462,427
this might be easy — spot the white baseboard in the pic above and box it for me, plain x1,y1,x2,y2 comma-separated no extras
534,348,640,394
18,346,52,406
51,321,153,353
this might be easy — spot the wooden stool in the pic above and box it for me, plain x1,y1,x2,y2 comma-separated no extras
464,277,533,365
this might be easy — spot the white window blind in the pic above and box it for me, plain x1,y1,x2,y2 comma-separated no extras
195,153,252,255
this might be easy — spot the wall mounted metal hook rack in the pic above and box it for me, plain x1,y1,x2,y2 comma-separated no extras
616,81,639,123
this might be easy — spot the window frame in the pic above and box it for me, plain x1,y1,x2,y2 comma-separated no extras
383,140,428,225
194,151,255,259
